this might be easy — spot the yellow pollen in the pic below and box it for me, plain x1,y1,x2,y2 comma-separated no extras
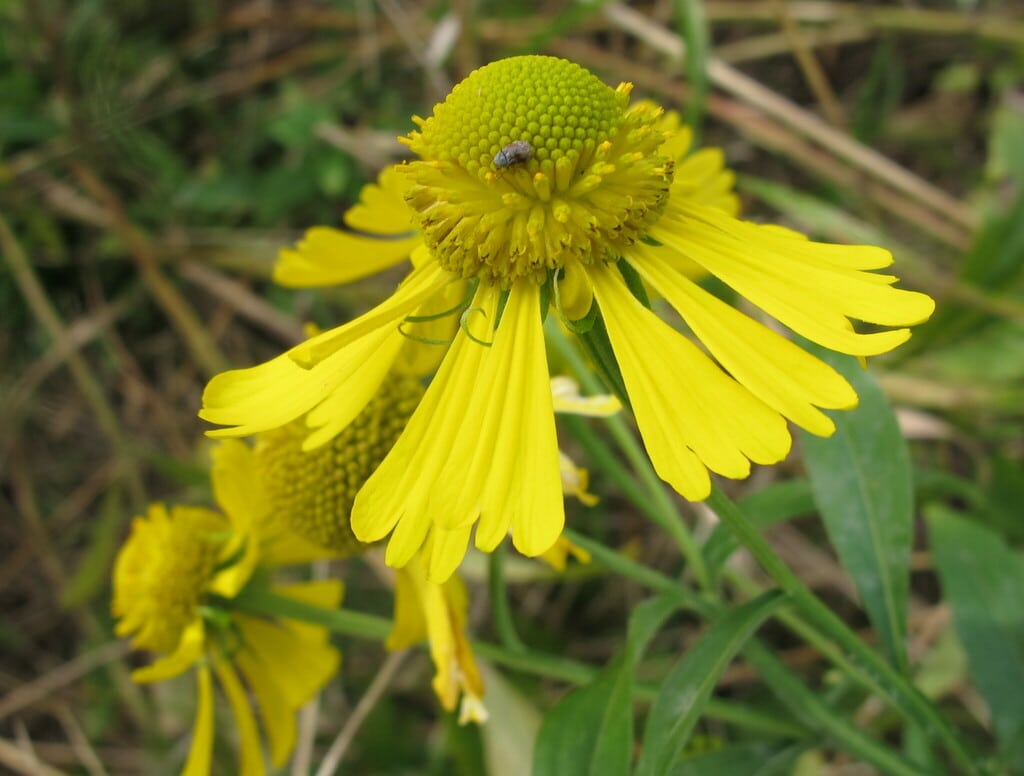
400,55,675,286
256,376,424,554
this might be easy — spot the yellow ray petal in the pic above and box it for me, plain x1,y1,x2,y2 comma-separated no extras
235,615,340,709
652,203,934,355
550,376,621,417
555,257,594,320
300,331,407,450
211,439,266,534
290,260,449,367
353,323,488,565
393,277,469,378
631,245,857,436
431,283,563,557
234,649,295,768
131,621,204,684
559,451,599,507
590,266,792,500
213,660,266,776
270,581,345,646
353,285,498,564
273,227,421,288
343,165,418,234
354,283,564,575
539,534,592,571
181,666,215,776
388,566,428,650
200,263,447,438
428,525,473,584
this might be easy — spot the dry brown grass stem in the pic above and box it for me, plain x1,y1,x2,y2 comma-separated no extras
0,738,68,776
707,1,1024,46
0,641,129,721
70,164,229,378
603,3,978,235
0,215,145,506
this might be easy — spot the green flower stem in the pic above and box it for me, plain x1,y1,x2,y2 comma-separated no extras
706,487,983,775
230,586,804,740
489,544,526,652
545,318,711,590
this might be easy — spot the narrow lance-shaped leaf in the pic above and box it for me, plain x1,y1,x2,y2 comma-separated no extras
635,591,787,776
799,348,912,672
533,592,687,776
927,505,1024,771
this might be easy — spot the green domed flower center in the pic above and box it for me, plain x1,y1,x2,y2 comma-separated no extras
257,376,424,554
112,505,226,654
401,56,675,286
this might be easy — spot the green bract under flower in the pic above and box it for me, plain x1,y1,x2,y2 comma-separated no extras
401,56,674,285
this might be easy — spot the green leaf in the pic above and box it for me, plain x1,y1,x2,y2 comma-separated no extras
799,350,912,673
927,505,1024,770
532,592,685,776
670,741,808,776
672,0,710,138
635,592,786,776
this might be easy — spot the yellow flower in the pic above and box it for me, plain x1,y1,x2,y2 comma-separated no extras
254,373,424,552
112,445,342,775
201,56,934,582
387,550,487,725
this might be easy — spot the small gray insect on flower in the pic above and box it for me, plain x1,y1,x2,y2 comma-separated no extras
493,140,533,169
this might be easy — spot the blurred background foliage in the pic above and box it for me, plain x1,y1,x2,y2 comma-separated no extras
1,1,1023,774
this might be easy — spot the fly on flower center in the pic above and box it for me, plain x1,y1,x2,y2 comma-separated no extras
400,55,676,287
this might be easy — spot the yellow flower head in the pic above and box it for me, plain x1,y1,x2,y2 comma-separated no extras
401,57,671,285
256,374,424,553
201,55,934,582
113,504,227,655
112,454,342,775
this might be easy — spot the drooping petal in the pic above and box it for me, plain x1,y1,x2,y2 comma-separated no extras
233,647,295,768
273,227,421,288
343,165,418,235
200,262,448,438
234,613,341,710
630,244,858,436
427,524,473,583
391,554,486,720
352,313,490,565
550,376,621,417
352,283,564,577
555,257,594,320
651,202,935,355
431,283,563,555
213,660,266,776
590,265,791,500
234,588,342,771
393,277,470,378
672,147,740,217
559,451,599,507
181,666,215,776
131,620,205,684
388,567,428,649
539,535,592,571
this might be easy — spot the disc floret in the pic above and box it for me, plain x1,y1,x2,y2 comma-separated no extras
401,56,675,286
